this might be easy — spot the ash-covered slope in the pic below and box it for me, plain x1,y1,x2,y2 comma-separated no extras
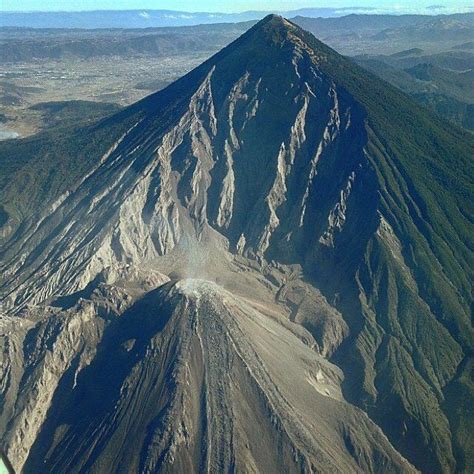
0,15,473,473
0,14,372,309
1,275,414,473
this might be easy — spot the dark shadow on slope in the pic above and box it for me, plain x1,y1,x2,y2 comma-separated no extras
23,284,178,473
50,274,103,310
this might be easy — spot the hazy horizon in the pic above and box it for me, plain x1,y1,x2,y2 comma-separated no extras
1,1,473,15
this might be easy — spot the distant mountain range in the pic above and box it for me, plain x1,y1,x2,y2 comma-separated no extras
1,7,473,28
0,8,370,29
1,11,473,134
2,13,474,63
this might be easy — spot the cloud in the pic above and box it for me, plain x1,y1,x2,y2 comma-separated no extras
139,11,150,19
330,4,474,15
163,14,195,19
333,7,378,15
336,7,377,11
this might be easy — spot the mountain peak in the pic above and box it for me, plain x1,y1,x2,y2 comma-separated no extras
247,13,329,61
257,13,296,34
259,13,286,24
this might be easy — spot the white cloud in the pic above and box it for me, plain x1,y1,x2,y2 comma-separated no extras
163,14,195,19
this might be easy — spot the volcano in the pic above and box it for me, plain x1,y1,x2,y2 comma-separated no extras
0,15,473,473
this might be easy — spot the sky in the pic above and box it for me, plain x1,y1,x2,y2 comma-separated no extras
1,0,472,13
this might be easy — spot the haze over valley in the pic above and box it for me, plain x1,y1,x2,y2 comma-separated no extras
1,11,473,138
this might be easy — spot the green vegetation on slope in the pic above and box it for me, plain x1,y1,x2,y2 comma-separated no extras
29,100,121,130
0,106,133,240
353,52,474,131
289,18,474,473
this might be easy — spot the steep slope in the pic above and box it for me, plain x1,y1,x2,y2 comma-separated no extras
1,272,414,473
0,15,473,473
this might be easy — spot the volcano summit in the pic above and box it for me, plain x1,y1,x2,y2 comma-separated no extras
0,15,473,474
